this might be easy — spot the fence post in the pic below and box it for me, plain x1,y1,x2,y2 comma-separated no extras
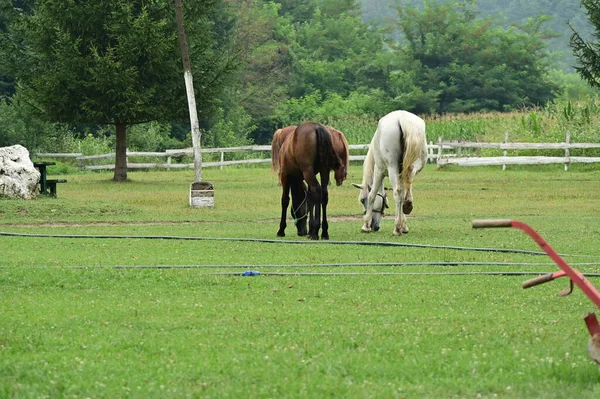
436,137,444,169
564,130,571,171
502,131,509,171
427,140,433,163
220,151,224,170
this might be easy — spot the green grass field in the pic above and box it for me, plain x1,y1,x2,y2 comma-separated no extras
2,164,600,398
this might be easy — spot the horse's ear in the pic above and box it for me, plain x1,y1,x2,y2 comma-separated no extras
351,183,363,190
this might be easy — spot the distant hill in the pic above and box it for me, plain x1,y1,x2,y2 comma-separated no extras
358,0,592,72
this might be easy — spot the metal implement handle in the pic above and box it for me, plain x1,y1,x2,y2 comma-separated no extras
522,273,554,289
472,219,513,228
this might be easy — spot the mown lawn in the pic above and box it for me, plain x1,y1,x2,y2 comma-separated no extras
1,164,600,398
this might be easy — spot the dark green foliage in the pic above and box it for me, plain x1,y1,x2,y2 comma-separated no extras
570,0,600,92
360,0,592,72
0,0,585,150
0,0,237,180
5,0,229,125
289,0,387,98
388,0,559,113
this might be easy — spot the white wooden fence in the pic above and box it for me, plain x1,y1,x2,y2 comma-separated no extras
37,143,446,171
436,131,600,171
37,132,598,171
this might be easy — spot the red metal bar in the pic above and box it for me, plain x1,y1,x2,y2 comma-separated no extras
585,313,600,336
522,271,567,289
474,219,600,355
508,220,600,309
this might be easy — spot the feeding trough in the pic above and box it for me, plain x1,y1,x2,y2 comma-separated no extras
189,181,214,208
472,219,600,363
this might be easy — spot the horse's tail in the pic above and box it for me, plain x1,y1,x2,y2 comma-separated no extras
315,124,341,172
399,114,427,188
271,128,283,172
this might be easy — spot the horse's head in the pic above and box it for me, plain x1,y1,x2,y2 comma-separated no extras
352,183,388,232
327,126,349,187
333,163,347,186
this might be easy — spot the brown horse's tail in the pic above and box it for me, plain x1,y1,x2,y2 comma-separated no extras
315,124,341,172
271,128,283,172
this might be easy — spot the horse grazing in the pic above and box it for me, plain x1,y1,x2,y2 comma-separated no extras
354,110,428,235
275,122,349,240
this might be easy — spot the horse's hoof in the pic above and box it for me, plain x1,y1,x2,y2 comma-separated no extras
321,235,329,240
361,226,372,233
403,201,413,215
277,231,285,237
308,235,319,240
393,229,403,236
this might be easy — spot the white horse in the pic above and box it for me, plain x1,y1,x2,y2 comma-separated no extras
352,110,428,235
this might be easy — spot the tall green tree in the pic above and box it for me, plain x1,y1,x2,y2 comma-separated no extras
570,0,600,92
221,0,294,144
391,0,558,113
0,0,35,100
1,0,234,181
290,0,387,99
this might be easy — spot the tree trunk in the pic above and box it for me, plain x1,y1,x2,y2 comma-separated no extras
114,122,128,181
174,0,203,182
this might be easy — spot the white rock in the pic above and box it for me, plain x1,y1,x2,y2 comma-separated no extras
0,145,40,199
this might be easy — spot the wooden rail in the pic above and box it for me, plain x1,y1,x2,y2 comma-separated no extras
38,132,598,172
39,144,445,171
435,131,600,171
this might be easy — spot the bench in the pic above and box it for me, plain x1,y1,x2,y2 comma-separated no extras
47,179,67,197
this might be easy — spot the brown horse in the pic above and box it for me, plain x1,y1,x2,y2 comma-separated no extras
272,125,308,236
272,125,349,182
275,122,349,240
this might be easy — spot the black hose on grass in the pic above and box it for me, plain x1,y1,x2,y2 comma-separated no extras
0,231,577,256
226,271,600,277
6,261,600,270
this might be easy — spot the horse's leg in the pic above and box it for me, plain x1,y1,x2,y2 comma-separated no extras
290,177,307,236
403,158,425,215
403,165,414,215
388,167,408,236
304,173,321,240
362,166,385,233
277,176,290,237
320,171,330,240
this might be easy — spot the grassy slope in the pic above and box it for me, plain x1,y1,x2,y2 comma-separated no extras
2,165,600,398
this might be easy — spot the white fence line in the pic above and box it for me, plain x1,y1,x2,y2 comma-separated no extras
435,131,600,170
36,152,83,158
37,131,598,171
38,144,445,171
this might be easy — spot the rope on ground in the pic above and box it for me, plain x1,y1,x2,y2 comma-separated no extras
0,231,580,256
202,271,600,277
5,261,600,270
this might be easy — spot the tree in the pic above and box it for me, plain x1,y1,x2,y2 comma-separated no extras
222,0,294,144
290,0,387,99
2,0,234,181
391,0,558,113
570,0,600,91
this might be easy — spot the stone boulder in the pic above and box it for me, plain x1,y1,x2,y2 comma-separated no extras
0,145,40,199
